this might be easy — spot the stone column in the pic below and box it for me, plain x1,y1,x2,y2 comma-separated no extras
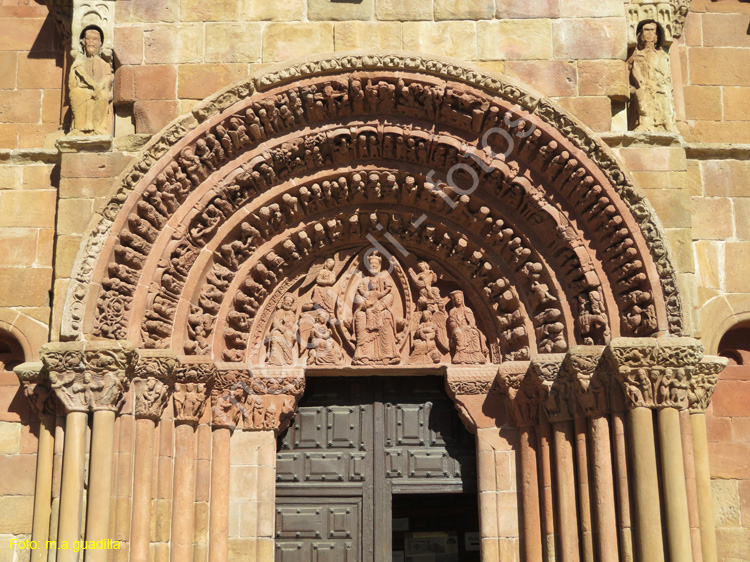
611,406,634,562
688,357,727,562
170,358,214,562
14,363,58,562
130,351,176,562
536,421,557,562
41,341,135,562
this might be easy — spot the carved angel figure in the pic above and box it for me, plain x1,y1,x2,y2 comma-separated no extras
353,253,400,365
69,27,113,135
447,291,488,365
310,258,337,314
266,294,298,366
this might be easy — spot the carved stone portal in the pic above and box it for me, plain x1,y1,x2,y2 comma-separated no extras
251,250,490,367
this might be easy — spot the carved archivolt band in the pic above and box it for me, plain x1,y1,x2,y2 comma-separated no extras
63,54,683,354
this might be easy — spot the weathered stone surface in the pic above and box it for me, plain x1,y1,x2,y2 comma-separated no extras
553,18,626,60
504,60,576,97
665,228,694,274
691,197,733,240
0,495,33,533
262,23,334,63
495,0,559,18
690,48,750,86
308,0,373,20
16,55,62,90
114,26,144,66
724,87,750,121
435,0,493,20
0,52,17,89
131,64,178,100
620,147,687,172
725,242,750,293
0,421,20,454
694,241,721,289
144,24,204,65
375,0,433,20
560,0,624,17
643,189,691,229
177,64,247,99
180,0,239,21
702,13,750,47
683,86,723,121
242,0,304,20
477,20,553,60
205,23,262,63
0,90,41,123
555,96,612,132
403,22,477,61
334,22,402,51
0,190,56,228
715,528,750,562
734,198,750,240
0,454,36,496
578,60,629,98
712,479,741,527
702,160,750,197
128,0,179,23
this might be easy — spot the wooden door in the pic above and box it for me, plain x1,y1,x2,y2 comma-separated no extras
275,377,476,562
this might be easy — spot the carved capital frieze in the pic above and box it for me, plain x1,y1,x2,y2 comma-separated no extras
210,369,246,430
173,356,214,424
562,346,610,417
14,362,58,419
627,0,691,47
444,365,505,433
606,337,704,410
40,341,136,413
497,361,547,427
133,350,177,420
688,356,728,413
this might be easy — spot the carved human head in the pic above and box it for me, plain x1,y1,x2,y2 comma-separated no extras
81,27,103,57
280,294,296,310
325,258,335,270
450,290,465,306
638,20,661,49
366,252,383,273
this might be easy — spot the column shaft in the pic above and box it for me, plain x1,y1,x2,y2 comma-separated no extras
31,414,55,562
84,410,116,562
589,415,618,562
679,410,703,562
537,422,557,562
57,411,88,562
629,407,665,562
209,428,231,562
130,418,156,562
171,423,197,562
574,417,594,562
47,415,65,562
611,411,633,562
691,413,717,562
553,421,580,562
519,426,543,561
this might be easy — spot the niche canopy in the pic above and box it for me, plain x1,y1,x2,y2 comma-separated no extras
64,54,683,364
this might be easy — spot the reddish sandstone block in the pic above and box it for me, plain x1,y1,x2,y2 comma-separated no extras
180,0,239,22
0,266,53,306
132,64,177,100
177,63,247,99
555,96,612,132
689,48,750,86
733,417,750,444
553,18,626,60
60,151,133,179
143,24,204,64
0,51,16,88
691,196,733,240
18,123,58,148
689,120,750,144
619,146,687,172
42,88,62,124
0,123,18,148
130,0,178,23
682,86,722,121
705,414,733,443
724,87,750,121
495,0,559,18
0,89,41,123
114,25,144,65
477,20,553,60
712,380,750,417
0,454,37,496
682,13,702,46
578,60,629,99
504,60,576,97
702,13,750,47
0,17,54,51
133,99,179,134
16,54,63,90
725,242,750,293
709,442,750,479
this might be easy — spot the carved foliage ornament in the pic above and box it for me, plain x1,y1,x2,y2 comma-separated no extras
40,341,136,413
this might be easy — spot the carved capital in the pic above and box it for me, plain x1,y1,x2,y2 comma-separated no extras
40,341,136,413
133,350,177,420
173,357,214,424
627,1,691,47
444,365,505,433
606,337,704,410
688,356,728,413
498,362,547,427
563,346,610,417
526,354,571,423
445,365,502,396
210,368,246,429
14,362,58,419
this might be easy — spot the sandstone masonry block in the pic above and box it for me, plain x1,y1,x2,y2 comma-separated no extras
42,89,62,123
204,23,262,63
689,48,750,86
0,124,17,149
56,198,94,236
559,0,624,17
702,13,750,47
144,25,204,65
114,26,143,66
0,454,37,496
180,0,239,22
0,190,56,228
60,152,132,179
22,165,54,190
129,0,178,23
0,496,33,533
715,528,750,561
308,0,373,21
683,86,723,121
177,64,248,99
619,147,687,172
375,0,433,21
435,0,493,20
504,60,576,97
0,422,20,454
477,20,553,61
725,242,750,293
702,160,750,197
133,99,179,134
242,0,304,20
713,380,750,417
665,228,694,274
495,0,559,19
553,18,626,60
734,198,750,240
262,23,334,63
18,123,58,149
712,479,741,527
132,64,177,100
0,267,52,307
0,18,52,51
0,52,16,89
0,229,40,266
723,87,750,121
688,120,750,144
16,55,62,90
334,22,402,51
683,13,702,46
403,22,477,61
691,196,733,240
0,90,40,123
643,189,691,229
555,96,612,132
578,60,629,99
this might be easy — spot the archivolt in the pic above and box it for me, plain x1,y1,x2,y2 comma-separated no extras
63,53,683,359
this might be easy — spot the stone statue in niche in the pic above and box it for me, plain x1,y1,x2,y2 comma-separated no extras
265,294,298,366
352,253,400,365
447,290,488,364
628,20,676,132
68,26,113,136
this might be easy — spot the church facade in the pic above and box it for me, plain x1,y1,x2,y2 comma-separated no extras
1,1,749,561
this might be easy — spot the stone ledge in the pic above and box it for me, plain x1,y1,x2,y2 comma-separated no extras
0,148,60,164
599,130,685,148
55,135,113,153
685,143,750,160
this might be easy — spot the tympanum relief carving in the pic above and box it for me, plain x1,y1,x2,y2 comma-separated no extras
247,251,491,367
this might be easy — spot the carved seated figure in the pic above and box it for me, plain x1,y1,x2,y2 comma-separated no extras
447,290,488,365
69,27,113,136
